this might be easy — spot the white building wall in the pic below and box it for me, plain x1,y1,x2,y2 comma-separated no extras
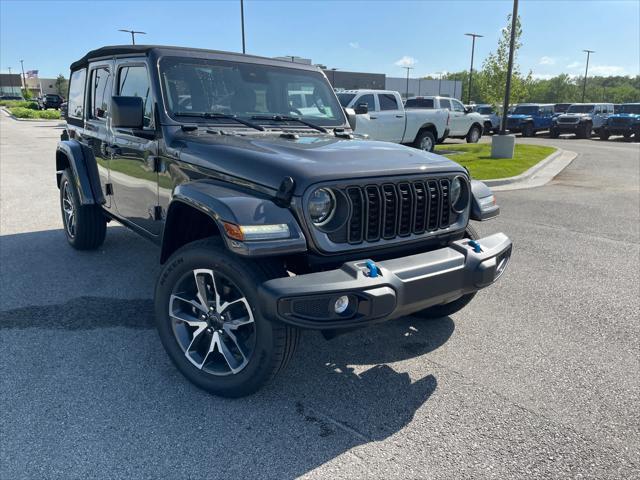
385,77,462,100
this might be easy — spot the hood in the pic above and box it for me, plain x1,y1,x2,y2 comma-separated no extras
170,130,464,195
559,112,592,119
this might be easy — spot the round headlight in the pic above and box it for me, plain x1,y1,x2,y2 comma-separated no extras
308,188,335,225
450,176,469,213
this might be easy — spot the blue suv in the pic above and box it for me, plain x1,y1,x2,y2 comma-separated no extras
599,103,640,141
506,104,555,137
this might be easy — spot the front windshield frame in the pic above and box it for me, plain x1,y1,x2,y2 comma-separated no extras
619,104,640,114
158,55,347,127
566,104,595,113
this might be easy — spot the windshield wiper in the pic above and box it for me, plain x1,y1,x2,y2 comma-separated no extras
174,112,264,131
251,115,328,133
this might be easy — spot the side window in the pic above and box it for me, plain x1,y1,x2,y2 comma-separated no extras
439,98,451,110
356,94,375,112
379,93,399,111
451,100,464,112
68,68,86,119
89,67,112,120
118,65,153,127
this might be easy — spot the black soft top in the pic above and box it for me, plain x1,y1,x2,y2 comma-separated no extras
69,45,321,72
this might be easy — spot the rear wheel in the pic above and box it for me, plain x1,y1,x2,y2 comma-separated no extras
599,131,610,140
466,125,481,143
59,169,106,250
413,224,480,320
154,238,300,397
414,130,436,152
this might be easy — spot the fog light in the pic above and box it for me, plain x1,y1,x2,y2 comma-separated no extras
334,295,349,314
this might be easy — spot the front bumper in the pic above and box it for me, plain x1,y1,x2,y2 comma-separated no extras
555,122,580,132
603,125,637,135
259,233,512,329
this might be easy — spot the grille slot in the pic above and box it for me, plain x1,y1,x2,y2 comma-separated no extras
336,177,456,245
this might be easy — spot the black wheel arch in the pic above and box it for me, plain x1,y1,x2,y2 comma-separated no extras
56,140,104,205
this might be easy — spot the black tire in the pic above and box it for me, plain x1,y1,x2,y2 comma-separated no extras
577,123,592,139
549,127,560,139
623,132,633,139
59,169,106,250
414,129,436,152
483,122,493,135
154,237,300,397
521,122,535,137
599,131,610,141
413,224,480,320
466,125,482,143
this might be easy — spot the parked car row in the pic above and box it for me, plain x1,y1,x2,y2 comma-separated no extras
464,102,639,141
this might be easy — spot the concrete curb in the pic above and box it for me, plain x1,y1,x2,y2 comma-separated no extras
0,106,62,122
484,148,578,191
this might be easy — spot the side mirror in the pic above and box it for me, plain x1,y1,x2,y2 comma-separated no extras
354,103,368,115
344,108,357,130
464,106,473,114
112,96,144,129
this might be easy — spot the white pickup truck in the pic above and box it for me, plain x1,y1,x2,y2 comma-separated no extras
336,90,448,152
405,96,485,143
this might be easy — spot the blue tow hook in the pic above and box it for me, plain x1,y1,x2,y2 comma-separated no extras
365,260,379,278
468,240,483,253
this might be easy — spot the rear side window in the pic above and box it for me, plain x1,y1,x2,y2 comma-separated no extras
89,67,112,120
118,65,153,127
405,98,434,108
439,98,451,110
378,93,399,111
68,68,86,119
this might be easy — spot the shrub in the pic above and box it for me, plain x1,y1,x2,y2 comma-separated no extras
8,107,61,119
0,100,38,109
37,109,61,119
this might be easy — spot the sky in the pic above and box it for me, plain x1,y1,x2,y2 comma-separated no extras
1,0,639,80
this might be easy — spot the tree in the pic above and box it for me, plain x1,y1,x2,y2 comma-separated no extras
55,74,68,97
479,14,530,107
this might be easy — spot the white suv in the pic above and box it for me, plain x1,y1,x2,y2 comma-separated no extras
405,96,485,143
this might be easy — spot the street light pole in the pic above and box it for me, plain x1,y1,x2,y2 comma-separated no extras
118,29,146,45
499,1,519,135
465,33,483,105
581,49,594,103
20,59,26,91
7,67,14,93
402,66,413,100
240,0,246,54
438,72,443,95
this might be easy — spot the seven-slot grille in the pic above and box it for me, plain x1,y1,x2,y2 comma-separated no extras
343,179,453,244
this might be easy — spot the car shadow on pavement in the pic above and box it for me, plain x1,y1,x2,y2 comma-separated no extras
0,227,453,478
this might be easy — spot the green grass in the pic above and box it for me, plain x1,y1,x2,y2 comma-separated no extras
435,143,556,180
7,106,61,119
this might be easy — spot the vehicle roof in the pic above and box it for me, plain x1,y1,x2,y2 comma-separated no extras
567,102,613,105
620,102,640,105
336,89,399,95
69,44,322,72
514,103,555,107
408,96,459,100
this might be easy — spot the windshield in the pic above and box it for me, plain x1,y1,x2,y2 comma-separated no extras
566,104,595,113
336,93,356,107
618,104,640,114
405,98,434,108
476,106,493,114
159,56,345,126
512,106,539,115
554,103,570,113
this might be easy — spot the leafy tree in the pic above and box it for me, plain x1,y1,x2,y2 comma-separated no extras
55,74,68,97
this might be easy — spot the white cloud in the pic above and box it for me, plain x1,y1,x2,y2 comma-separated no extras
395,56,417,68
349,42,359,49
539,56,556,65
589,65,626,76
566,61,581,69
531,73,554,80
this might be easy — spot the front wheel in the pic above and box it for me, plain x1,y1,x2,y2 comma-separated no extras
154,238,300,397
623,132,633,139
577,123,592,139
521,123,535,137
466,125,482,143
412,224,480,320
549,127,560,138
414,130,436,152
599,131,610,141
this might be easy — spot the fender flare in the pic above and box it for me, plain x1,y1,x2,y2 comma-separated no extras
470,180,500,221
414,123,438,143
56,140,104,205
162,180,307,260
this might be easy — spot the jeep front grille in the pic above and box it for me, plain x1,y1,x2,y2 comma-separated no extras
340,179,453,244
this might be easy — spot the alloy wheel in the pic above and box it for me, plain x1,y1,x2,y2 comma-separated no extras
420,135,433,151
169,268,256,376
62,181,76,238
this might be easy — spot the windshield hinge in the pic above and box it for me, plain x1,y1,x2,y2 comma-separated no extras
274,176,295,207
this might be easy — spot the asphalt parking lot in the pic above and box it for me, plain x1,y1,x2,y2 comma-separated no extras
1,113,638,479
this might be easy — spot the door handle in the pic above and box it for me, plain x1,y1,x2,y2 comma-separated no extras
370,116,378,119
395,115,404,118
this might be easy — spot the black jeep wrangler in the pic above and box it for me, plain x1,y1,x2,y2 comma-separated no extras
56,45,512,397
